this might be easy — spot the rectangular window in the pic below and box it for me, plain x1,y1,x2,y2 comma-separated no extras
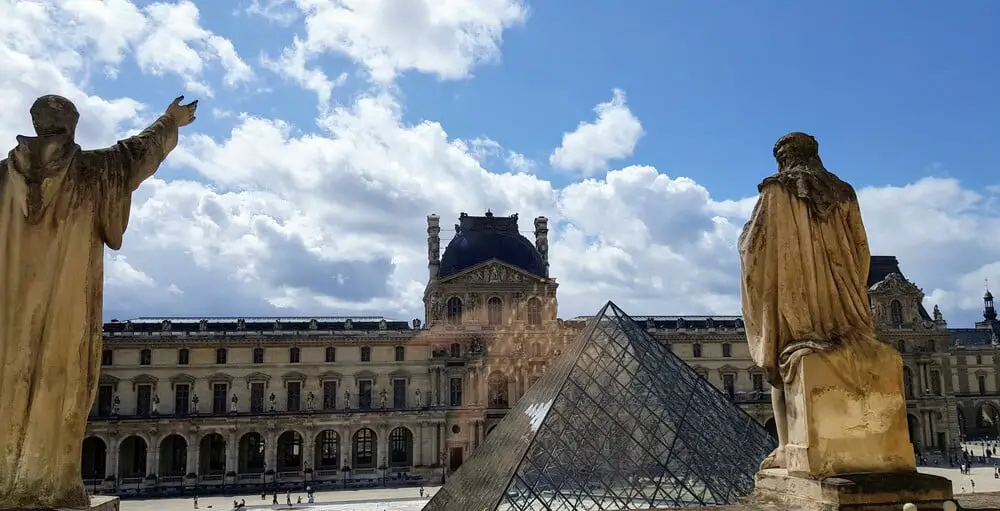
325,347,336,363
136,384,152,416
174,384,190,415
250,382,265,413
722,374,735,400
289,348,300,363
358,380,373,409
178,349,189,365
449,377,463,407
101,349,113,366
287,382,302,412
360,347,371,362
97,384,114,416
752,373,764,393
930,370,941,396
979,375,987,394
394,346,405,362
393,379,407,408
323,381,337,410
215,349,227,364
140,349,152,365
253,348,264,364
212,383,228,414
722,344,732,358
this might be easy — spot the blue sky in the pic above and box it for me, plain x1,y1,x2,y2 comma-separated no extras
6,0,1000,325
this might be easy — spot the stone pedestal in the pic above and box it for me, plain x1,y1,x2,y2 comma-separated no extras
751,469,954,510
1,496,119,511
785,342,916,478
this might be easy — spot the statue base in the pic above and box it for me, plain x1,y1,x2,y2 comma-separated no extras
785,342,916,477
750,469,954,510
1,496,119,511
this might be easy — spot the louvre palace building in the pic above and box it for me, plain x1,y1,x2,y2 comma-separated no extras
84,211,1000,495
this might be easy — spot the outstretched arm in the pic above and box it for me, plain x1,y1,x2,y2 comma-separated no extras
114,96,198,191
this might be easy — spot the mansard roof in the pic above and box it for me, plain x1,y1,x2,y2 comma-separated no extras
102,316,411,334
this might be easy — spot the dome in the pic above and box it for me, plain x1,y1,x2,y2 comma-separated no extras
438,212,548,278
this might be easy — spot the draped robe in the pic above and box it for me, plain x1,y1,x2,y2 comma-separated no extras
0,116,178,509
738,169,879,388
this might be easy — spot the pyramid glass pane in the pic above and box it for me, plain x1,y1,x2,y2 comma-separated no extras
423,301,776,511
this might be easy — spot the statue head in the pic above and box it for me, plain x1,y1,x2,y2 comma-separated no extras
29,95,80,138
773,132,823,172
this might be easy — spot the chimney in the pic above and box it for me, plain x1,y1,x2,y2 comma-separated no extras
534,216,549,270
427,214,441,279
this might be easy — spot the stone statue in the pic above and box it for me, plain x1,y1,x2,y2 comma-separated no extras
230,394,238,413
151,394,160,415
380,388,387,409
0,94,196,509
306,392,315,410
415,389,422,407
344,390,351,411
111,395,121,416
268,393,276,412
192,394,200,414
740,133,914,479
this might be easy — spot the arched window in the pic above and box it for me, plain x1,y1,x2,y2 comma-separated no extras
692,343,702,358
527,297,542,326
487,297,503,326
890,300,903,327
315,430,339,470
352,428,376,469
446,297,463,325
487,371,510,409
388,427,413,467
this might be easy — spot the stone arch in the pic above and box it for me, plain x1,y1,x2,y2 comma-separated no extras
487,371,510,408
763,417,777,441
977,402,1000,437
314,430,341,470
158,434,188,476
238,432,266,473
526,297,542,325
388,426,414,468
199,432,227,475
81,436,107,480
902,366,915,398
276,430,304,471
487,296,504,325
118,435,147,477
907,413,921,449
446,296,463,325
352,428,378,469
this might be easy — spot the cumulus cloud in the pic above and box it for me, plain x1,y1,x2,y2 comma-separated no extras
1,0,997,329
549,89,645,176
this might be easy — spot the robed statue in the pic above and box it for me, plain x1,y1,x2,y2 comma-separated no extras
739,132,888,472
0,94,197,509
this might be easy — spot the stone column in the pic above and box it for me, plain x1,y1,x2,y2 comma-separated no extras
107,436,120,480
342,427,353,468
416,423,425,465
303,431,315,470
266,432,278,472
147,446,159,476
186,435,199,475
226,431,237,474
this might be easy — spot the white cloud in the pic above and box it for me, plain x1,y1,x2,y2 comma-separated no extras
549,89,645,176
1,0,998,330
257,0,528,91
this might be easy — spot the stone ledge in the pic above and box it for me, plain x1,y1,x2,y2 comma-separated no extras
750,469,953,510
0,495,119,511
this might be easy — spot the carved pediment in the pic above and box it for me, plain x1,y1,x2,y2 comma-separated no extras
717,364,740,374
131,374,158,390
282,371,307,382
354,370,376,380
169,373,196,389
440,260,540,285
318,371,343,381
99,374,120,390
389,369,411,381
869,273,924,299
207,373,233,384
245,372,271,387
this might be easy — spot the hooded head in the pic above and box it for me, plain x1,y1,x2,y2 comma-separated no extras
773,132,824,172
29,95,80,139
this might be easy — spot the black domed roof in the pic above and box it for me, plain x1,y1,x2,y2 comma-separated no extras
438,212,548,278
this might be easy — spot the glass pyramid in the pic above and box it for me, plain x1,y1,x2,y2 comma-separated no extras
423,301,776,511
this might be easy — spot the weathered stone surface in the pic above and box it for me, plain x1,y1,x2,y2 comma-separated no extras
750,469,953,510
784,346,916,477
3,495,119,511
0,95,195,509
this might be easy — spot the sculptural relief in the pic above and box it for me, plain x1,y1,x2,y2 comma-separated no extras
0,94,196,509
460,263,526,284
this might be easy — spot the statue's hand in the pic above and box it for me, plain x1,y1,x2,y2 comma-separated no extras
165,95,198,127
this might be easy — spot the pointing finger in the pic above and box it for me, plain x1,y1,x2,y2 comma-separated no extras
172,95,185,105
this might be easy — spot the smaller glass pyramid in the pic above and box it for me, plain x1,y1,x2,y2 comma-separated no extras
423,301,775,511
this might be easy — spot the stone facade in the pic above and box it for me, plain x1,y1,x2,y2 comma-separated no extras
82,215,999,494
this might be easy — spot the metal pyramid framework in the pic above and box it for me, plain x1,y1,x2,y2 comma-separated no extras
424,301,776,511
